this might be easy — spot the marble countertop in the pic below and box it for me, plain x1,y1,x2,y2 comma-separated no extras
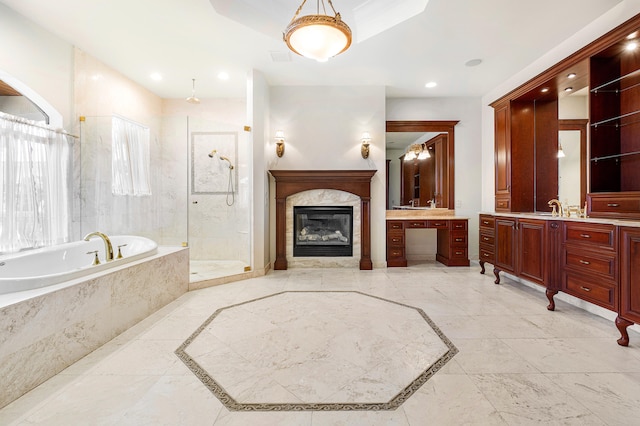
386,209,469,220
482,211,640,228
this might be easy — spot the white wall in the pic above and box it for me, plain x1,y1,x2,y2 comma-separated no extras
481,0,640,212
0,2,73,127
248,69,271,272
268,86,387,267
386,97,483,260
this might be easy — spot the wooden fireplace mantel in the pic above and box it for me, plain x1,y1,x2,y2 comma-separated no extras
269,170,377,270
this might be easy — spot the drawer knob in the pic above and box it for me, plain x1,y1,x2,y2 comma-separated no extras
579,260,591,265
455,251,463,255
483,253,490,257
455,238,463,242
412,223,421,226
482,221,489,225
580,286,591,292
607,203,620,207
483,237,489,241
580,234,591,239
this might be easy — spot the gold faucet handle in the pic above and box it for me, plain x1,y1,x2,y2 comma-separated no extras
117,244,127,259
87,250,100,265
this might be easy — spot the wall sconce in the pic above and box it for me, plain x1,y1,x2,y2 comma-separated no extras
275,130,285,157
557,142,566,158
361,132,371,159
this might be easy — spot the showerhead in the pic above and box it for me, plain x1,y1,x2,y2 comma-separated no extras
208,150,216,158
186,78,200,104
219,156,234,170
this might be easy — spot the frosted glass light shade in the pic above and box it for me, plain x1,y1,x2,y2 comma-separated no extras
284,14,351,62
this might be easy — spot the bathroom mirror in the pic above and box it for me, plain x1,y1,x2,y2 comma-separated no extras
385,121,457,209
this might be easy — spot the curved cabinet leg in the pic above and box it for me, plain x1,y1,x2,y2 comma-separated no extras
493,268,501,284
616,315,633,347
480,260,486,275
545,289,558,311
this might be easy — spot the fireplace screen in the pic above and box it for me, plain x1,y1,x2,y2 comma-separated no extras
293,206,353,257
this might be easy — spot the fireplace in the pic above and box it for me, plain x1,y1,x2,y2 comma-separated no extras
269,170,376,270
294,206,353,257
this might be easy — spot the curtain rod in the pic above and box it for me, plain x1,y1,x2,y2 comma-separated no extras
0,113,79,139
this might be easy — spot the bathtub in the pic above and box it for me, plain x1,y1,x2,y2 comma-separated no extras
0,235,158,295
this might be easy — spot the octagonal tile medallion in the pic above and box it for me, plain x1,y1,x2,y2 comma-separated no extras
175,291,457,411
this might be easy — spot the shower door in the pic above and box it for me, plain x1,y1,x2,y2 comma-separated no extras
187,116,252,282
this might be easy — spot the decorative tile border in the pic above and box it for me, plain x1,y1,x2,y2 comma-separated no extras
175,291,457,411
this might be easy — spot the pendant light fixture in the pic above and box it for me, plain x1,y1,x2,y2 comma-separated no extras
186,78,200,104
283,0,352,62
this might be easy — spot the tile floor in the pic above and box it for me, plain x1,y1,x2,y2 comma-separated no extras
3,261,640,425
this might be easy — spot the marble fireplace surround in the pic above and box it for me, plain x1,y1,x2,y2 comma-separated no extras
270,170,376,270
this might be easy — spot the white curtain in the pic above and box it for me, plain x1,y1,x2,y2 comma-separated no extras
0,112,73,253
112,116,151,196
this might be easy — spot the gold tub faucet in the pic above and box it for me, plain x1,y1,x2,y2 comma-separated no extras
83,231,114,262
548,199,564,217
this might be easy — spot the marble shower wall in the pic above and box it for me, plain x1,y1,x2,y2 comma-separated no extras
162,100,250,263
286,189,361,268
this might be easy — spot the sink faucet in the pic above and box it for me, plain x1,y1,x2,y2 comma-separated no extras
84,231,114,262
548,199,563,217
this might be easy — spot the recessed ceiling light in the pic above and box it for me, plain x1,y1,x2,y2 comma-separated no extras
217,71,230,80
150,72,162,81
565,87,573,92
567,73,576,79
626,40,638,51
541,87,549,93
465,58,482,67
425,81,437,88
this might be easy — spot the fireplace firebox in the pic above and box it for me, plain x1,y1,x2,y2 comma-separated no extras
293,206,353,257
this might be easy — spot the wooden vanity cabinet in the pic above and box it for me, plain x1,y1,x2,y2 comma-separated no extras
480,214,547,286
561,222,618,311
617,227,640,346
479,215,496,278
386,221,406,267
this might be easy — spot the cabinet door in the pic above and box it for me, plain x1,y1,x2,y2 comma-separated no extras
518,219,546,285
620,227,640,323
495,217,517,273
494,102,511,206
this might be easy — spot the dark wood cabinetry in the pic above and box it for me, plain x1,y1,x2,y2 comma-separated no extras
480,214,640,346
561,222,618,311
617,227,640,346
480,214,550,287
386,217,469,267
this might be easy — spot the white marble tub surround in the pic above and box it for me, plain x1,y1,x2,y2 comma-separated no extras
0,246,188,409
0,235,158,294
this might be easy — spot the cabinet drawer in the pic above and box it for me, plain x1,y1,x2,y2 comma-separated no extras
406,220,428,228
451,231,467,246
450,220,467,231
564,222,616,250
427,220,448,229
479,215,495,230
479,231,495,246
387,247,405,259
565,250,616,279
450,247,468,259
387,221,404,231
588,193,640,219
564,273,616,310
387,233,405,247
495,197,510,211
479,247,495,263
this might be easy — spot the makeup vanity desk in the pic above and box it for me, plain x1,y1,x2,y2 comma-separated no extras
386,209,469,267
